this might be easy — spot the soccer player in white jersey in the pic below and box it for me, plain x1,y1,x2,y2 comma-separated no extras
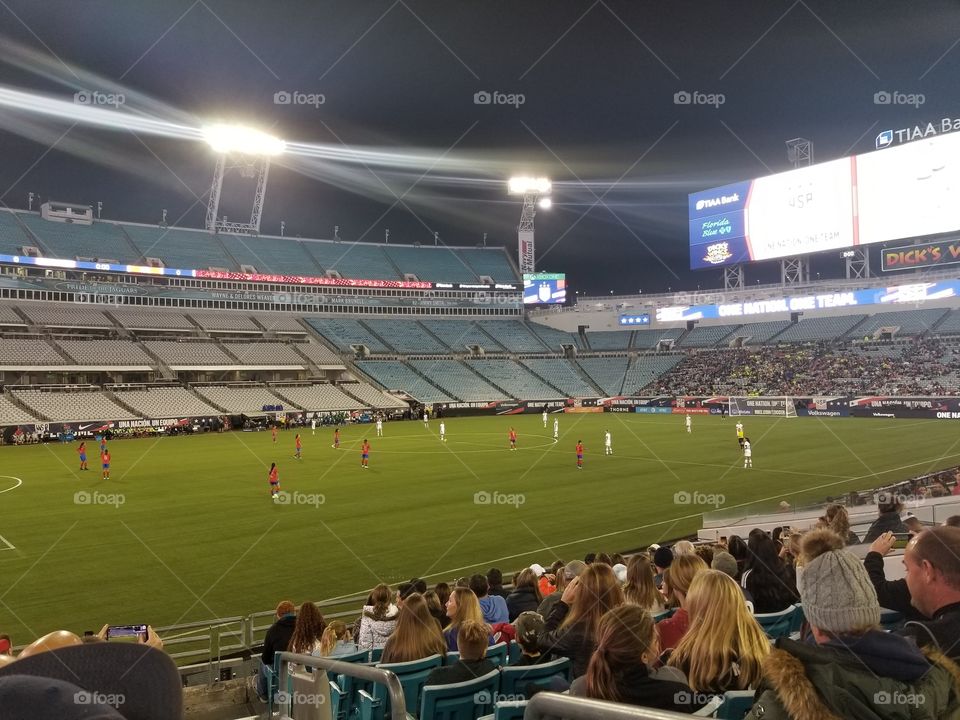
439,421,446,442
542,409,548,428
311,417,316,435
736,421,745,448
604,430,612,455
423,410,428,427
376,417,383,437
743,438,752,468
685,414,692,433
553,418,559,442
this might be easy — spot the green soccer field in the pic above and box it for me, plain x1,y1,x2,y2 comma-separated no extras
2,412,958,641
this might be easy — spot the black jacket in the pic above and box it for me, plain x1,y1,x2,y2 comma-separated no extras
506,585,540,621
425,658,497,686
863,510,908,543
570,665,703,713
488,583,508,599
261,614,296,666
900,601,960,661
863,551,925,620
536,600,595,679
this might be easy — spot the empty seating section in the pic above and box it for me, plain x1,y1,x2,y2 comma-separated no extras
355,360,452,403
0,305,25,326
0,395,39,424
851,308,948,338
252,315,307,334
195,385,284,413
111,387,221,418
408,360,507,401
340,382,407,408
384,245,476,282
302,241,398,280
293,341,343,366
621,354,685,394
110,308,194,331
420,320,503,352
586,331,632,350
521,359,597,397
774,315,867,343
0,211,31,254
469,359,561,399
0,339,66,366
20,304,111,329
218,235,321,275
220,342,305,365
17,214,136,262
679,323,742,348
306,318,390,352
730,320,792,344
122,225,235,269
362,320,448,354
189,312,259,332
456,248,517,282
527,322,580,350
935,310,960,335
142,341,234,366
476,320,548,352
632,327,684,349
271,384,361,410
13,389,136,421
577,357,629,396
57,339,153,366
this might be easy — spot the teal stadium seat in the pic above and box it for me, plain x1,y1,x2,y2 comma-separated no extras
753,605,797,639
357,653,444,720
499,656,570,697
420,668,500,720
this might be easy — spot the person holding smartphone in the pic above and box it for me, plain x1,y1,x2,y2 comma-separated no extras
863,531,924,620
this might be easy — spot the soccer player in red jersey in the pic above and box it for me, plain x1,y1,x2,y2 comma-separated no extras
268,462,280,500
101,449,111,480
509,427,517,451
294,433,302,460
576,440,584,469
361,439,370,468
333,428,340,449
77,442,88,471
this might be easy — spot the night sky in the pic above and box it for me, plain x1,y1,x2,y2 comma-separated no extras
0,1,957,295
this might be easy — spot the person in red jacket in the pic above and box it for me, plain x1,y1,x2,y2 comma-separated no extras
576,440,584,469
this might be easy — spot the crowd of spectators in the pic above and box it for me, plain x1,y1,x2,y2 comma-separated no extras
649,338,960,396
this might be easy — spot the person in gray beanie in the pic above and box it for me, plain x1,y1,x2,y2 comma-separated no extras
746,529,960,720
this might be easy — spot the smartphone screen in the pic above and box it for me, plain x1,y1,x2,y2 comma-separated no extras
106,624,147,642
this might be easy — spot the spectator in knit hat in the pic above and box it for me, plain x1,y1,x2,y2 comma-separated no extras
510,611,545,666
745,529,960,720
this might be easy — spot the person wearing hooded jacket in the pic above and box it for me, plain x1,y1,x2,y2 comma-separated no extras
745,529,960,720
357,583,399,651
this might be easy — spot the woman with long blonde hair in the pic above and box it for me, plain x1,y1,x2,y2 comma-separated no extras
570,604,701,712
538,563,624,678
442,587,492,651
667,570,770,692
656,554,707,651
381,593,447,663
622,554,664,612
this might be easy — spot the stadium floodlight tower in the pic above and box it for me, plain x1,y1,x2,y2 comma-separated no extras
781,137,814,285
508,176,551,274
203,124,286,235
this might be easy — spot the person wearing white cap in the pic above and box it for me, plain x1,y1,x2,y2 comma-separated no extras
745,529,960,720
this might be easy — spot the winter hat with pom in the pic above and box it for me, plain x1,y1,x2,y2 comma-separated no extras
797,529,880,634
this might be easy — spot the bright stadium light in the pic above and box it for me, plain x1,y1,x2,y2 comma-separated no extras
538,197,552,210
202,124,286,156
508,176,551,195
